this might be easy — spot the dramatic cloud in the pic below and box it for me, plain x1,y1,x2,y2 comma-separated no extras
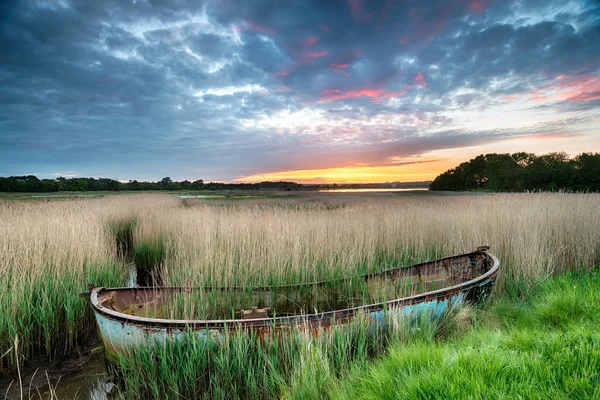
0,0,598,182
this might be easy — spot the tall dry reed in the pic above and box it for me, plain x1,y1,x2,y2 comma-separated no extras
0,195,178,369
132,192,600,289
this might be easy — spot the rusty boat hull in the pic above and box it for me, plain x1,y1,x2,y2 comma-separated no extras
89,247,499,361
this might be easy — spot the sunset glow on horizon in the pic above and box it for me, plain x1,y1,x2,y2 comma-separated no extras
234,162,451,184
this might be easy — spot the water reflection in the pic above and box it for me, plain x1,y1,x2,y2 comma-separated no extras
317,188,428,193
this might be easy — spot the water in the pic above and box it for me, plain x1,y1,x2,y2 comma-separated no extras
7,353,114,400
127,263,138,287
317,188,428,193
178,195,226,199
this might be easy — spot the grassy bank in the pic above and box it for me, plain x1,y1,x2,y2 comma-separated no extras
116,271,600,399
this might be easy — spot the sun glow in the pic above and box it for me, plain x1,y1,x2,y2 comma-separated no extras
234,160,455,184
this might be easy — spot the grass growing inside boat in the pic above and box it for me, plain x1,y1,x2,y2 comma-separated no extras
130,274,449,321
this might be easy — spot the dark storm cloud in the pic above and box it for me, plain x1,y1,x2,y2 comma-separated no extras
0,0,598,180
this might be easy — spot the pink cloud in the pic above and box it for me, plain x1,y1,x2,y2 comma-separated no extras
350,50,363,57
468,0,486,13
562,76,600,102
399,36,409,45
305,36,320,47
529,75,600,104
415,72,428,88
330,63,349,71
321,88,407,103
306,51,329,59
321,25,330,32
274,70,288,77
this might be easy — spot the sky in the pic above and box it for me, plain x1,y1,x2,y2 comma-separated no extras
0,0,599,183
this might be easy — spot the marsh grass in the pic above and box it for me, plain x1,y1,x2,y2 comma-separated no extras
109,217,137,259
146,192,600,290
0,195,178,371
1,191,599,387
0,263,123,370
332,271,600,400
119,273,593,399
133,237,167,286
116,307,448,400
0,200,129,371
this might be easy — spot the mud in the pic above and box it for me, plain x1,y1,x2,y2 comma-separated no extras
0,335,113,400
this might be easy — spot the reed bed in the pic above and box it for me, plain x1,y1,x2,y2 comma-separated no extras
141,192,600,291
1,191,599,378
0,195,177,370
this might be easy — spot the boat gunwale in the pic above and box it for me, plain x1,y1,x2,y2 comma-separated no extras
90,249,499,329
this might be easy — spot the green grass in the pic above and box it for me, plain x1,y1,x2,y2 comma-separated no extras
328,271,600,400
133,238,167,286
109,217,137,258
113,271,600,399
115,311,441,399
0,262,124,370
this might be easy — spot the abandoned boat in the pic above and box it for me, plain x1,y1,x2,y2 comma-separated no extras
86,246,499,361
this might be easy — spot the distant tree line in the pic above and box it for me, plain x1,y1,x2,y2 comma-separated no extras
0,175,303,192
301,181,431,189
429,152,600,192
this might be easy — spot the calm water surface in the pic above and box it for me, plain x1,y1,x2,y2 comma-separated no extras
317,188,428,193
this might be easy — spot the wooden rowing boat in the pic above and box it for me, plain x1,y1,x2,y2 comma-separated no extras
86,247,499,361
